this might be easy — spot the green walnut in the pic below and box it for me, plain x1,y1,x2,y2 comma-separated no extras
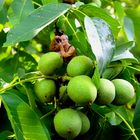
112,79,135,105
38,52,63,75
54,108,82,139
67,55,94,77
67,75,97,106
95,78,115,105
77,111,90,135
34,79,56,103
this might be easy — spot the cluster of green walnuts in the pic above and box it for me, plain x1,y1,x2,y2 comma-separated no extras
34,52,135,139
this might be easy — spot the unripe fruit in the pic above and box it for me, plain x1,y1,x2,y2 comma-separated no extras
112,79,135,105
67,75,97,106
54,108,82,139
67,55,94,77
34,79,56,103
38,52,63,75
95,78,115,105
77,111,90,135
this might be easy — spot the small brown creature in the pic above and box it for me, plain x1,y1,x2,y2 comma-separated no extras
50,35,62,52
50,34,76,60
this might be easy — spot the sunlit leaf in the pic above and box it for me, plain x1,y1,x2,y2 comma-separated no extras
112,41,137,61
79,4,120,37
3,3,71,47
124,16,135,41
125,6,140,60
0,91,51,140
84,16,115,74
114,1,125,24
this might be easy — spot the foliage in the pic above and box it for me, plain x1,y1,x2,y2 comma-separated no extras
0,0,140,140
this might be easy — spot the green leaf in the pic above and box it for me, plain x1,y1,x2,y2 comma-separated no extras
22,83,37,111
57,14,77,36
92,65,100,89
132,80,140,101
41,0,58,4
102,61,123,80
124,16,135,41
0,6,8,24
14,51,37,72
0,56,18,82
91,103,111,115
112,41,137,61
133,98,140,139
91,116,114,140
79,4,120,37
71,31,86,54
0,91,51,140
0,0,5,11
114,1,125,24
126,7,140,58
84,16,115,74
8,0,34,26
71,30,95,59
102,66,123,80
3,3,71,47
106,111,122,126
106,106,130,126
0,31,7,47
0,130,13,140
0,50,37,83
